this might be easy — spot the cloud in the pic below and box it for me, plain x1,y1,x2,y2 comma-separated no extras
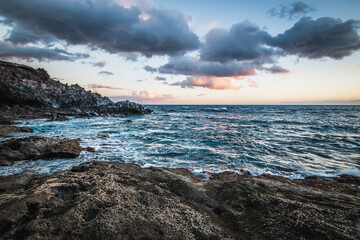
3,24,57,45
270,17,360,59
155,76,166,81
268,2,315,20
247,79,258,88
339,63,360,69
144,65,158,73
158,17,359,86
0,41,89,61
263,65,290,74
197,93,206,97
112,90,175,102
0,0,199,57
172,76,241,90
93,60,106,68
200,21,277,63
87,84,124,90
98,71,114,76
119,52,139,61
159,56,256,77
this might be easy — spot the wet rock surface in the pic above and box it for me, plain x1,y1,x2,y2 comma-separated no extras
0,60,152,120
0,136,83,165
0,161,359,239
0,125,33,137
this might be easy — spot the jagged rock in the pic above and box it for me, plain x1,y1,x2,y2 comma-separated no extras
0,161,359,239
0,60,152,120
0,136,83,163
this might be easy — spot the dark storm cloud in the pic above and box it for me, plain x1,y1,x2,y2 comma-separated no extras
98,71,114,76
158,56,255,77
144,65,158,73
0,41,89,61
271,17,360,59
200,21,277,63
160,16,360,82
268,2,315,20
4,25,57,45
0,0,199,57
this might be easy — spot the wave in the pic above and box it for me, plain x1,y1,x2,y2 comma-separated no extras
202,107,228,112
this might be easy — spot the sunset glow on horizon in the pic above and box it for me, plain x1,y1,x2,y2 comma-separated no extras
0,0,359,105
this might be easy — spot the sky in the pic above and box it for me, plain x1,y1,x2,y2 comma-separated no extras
0,0,359,104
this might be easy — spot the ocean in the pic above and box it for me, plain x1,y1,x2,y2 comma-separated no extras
1,105,359,178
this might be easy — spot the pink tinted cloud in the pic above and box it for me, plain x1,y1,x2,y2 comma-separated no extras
112,91,175,103
87,84,124,90
132,91,175,101
339,63,360,69
247,79,259,88
172,76,241,90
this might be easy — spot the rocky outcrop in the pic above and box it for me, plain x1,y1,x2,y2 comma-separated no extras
0,136,83,165
0,60,152,119
0,161,359,239
0,125,33,138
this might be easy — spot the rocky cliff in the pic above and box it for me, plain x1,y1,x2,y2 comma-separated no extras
0,61,151,120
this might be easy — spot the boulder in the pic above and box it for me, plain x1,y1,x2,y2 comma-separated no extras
0,136,83,163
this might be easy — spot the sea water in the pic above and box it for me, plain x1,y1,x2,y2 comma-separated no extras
1,105,359,178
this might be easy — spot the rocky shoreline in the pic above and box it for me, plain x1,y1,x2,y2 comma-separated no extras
0,161,359,239
0,60,152,121
0,60,359,239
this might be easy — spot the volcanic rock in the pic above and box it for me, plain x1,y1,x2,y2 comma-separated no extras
0,136,83,164
0,60,152,120
0,161,359,239
0,125,33,137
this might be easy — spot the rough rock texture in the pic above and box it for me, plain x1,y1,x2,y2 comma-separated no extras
0,60,152,120
0,125,33,137
0,136,83,165
0,161,359,239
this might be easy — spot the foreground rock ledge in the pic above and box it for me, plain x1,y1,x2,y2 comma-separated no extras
0,162,359,239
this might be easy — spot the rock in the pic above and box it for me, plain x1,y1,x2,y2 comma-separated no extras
0,136,83,162
0,60,152,120
86,147,96,152
0,159,11,166
47,114,69,122
0,161,359,239
0,170,38,192
0,117,13,125
0,125,33,137
125,119,133,123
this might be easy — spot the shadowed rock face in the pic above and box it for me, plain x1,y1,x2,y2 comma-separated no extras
0,136,83,165
0,61,152,119
0,161,359,239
